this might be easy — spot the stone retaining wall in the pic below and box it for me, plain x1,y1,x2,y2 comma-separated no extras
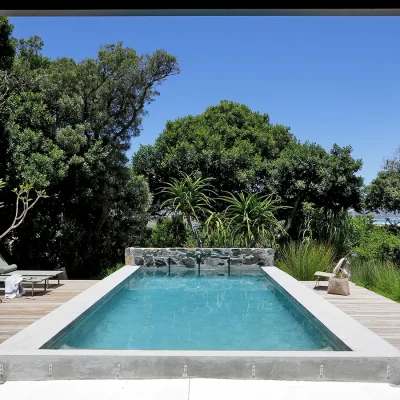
125,248,275,269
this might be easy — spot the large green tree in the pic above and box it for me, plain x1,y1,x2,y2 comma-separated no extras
265,141,363,234
0,23,179,277
366,148,400,214
0,17,15,71
132,100,293,212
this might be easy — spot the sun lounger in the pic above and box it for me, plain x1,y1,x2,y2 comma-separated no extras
0,270,63,284
314,257,351,288
0,275,54,297
0,253,63,284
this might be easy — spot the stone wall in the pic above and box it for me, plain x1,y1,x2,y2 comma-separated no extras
125,248,275,269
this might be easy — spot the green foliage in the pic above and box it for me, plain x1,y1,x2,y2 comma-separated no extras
350,258,400,302
99,262,124,279
0,17,16,70
160,173,215,220
218,192,287,247
353,226,400,264
299,204,374,258
132,100,293,212
160,174,215,247
266,141,363,235
276,241,335,281
149,216,189,248
6,92,67,188
366,151,400,213
0,30,179,278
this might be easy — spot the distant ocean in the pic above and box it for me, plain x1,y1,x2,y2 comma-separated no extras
374,219,400,224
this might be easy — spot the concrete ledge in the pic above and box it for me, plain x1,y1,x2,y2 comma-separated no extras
0,353,399,382
0,266,140,352
1,266,400,382
262,267,400,356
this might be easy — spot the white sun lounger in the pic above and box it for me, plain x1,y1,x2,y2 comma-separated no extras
314,258,351,288
0,275,54,297
0,270,63,284
0,253,63,285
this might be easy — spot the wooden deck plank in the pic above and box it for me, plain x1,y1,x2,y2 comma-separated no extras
0,280,99,344
303,281,400,350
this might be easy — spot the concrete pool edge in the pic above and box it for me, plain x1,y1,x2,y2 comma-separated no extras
261,267,399,356
0,265,400,382
0,265,141,352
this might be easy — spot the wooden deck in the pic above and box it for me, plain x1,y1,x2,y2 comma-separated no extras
303,281,400,350
0,280,99,344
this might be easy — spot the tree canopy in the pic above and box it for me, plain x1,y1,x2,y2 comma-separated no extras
0,17,375,278
132,100,293,212
132,100,364,235
266,141,364,233
0,19,180,277
366,148,400,214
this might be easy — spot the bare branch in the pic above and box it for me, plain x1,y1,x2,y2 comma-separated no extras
0,185,47,241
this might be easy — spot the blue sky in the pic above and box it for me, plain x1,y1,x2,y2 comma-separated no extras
10,16,400,184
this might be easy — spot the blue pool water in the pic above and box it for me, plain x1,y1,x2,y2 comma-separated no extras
48,270,347,351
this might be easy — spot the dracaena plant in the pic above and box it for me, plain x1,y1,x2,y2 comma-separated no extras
159,173,216,247
219,191,288,248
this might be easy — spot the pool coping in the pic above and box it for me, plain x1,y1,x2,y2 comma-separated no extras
261,267,399,356
0,266,400,382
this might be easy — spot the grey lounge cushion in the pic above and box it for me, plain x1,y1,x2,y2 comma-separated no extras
0,263,17,274
0,253,18,274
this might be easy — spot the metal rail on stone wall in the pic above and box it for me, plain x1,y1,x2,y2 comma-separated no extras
196,252,201,276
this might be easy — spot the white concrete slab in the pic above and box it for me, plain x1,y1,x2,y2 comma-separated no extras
0,379,189,400
189,379,400,400
0,379,399,400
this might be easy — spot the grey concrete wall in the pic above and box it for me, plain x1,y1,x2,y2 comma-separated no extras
125,248,275,269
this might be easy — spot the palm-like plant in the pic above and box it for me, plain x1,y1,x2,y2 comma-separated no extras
159,173,216,247
220,192,287,247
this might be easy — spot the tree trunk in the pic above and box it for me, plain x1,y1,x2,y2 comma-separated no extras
285,196,301,232
249,232,259,248
186,214,202,248
95,203,109,240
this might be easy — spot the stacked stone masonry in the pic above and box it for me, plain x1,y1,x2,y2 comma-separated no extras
125,248,275,269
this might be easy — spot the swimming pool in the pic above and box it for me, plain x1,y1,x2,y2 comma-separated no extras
1,264,399,382
45,270,348,351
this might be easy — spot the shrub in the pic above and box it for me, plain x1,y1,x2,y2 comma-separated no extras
99,263,124,279
350,257,400,302
149,216,189,247
276,241,335,281
353,226,400,264
299,204,374,258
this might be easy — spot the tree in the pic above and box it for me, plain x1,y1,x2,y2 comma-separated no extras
0,180,47,240
0,17,17,183
366,148,400,214
266,141,363,235
0,17,16,70
0,29,180,277
219,192,286,247
132,100,293,212
159,174,215,247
